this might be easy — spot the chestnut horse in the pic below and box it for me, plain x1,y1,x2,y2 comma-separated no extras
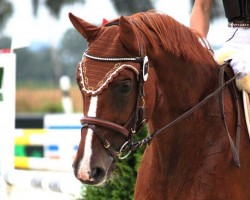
69,11,250,199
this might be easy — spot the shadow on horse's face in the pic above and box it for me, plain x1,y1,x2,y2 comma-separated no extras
73,69,138,185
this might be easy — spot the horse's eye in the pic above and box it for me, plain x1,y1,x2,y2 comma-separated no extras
118,80,132,95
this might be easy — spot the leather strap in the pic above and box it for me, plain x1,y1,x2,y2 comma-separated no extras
218,64,241,167
81,117,129,138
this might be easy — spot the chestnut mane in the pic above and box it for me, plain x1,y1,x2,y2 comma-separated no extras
123,11,215,65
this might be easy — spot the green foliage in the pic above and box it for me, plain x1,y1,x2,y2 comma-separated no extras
15,47,55,84
80,126,148,200
0,35,11,48
111,0,153,15
33,0,154,19
39,101,64,113
31,0,84,18
59,28,87,78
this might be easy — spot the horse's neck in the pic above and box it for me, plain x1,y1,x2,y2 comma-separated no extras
149,54,222,165
138,56,231,198
136,46,250,200
152,54,219,118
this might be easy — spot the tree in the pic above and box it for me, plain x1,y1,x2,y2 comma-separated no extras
32,0,84,18
29,0,86,85
110,0,154,15
2,27,86,86
0,0,13,33
30,0,154,18
0,35,11,49
15,46,55,85
59,28,87,79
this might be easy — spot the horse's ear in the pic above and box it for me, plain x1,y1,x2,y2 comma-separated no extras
119,16,139,55
69,12,100,42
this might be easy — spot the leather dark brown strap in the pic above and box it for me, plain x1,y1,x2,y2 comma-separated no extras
81,117,129,138
218,64,241,167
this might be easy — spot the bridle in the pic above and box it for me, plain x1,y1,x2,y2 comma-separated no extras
80,50,242,167
80,50,149,159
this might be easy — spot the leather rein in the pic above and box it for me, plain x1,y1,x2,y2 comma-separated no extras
80,51,242,167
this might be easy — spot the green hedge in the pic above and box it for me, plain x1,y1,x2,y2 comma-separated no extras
78,126,148,200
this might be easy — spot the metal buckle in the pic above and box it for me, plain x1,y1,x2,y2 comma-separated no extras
117,140,132,160
103,140,110,149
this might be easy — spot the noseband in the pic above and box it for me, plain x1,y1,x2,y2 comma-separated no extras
80,50,149,159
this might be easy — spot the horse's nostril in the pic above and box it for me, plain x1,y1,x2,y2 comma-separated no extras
90,167,105,180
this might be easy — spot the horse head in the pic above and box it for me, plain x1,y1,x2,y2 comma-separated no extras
69,13,157,185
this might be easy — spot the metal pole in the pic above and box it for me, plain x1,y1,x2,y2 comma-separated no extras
59,76,73,113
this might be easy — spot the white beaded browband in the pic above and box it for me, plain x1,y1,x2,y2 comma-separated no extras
83,50,145,63
78,50,147,95
83,50,149,82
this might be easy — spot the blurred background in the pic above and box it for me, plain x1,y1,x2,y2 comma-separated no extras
0,0,226,114
0,0,227,199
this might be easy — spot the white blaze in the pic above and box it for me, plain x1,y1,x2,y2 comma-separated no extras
78,96,98,180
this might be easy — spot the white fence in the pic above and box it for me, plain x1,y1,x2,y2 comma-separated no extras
0,52,16,199
0,52,83,199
